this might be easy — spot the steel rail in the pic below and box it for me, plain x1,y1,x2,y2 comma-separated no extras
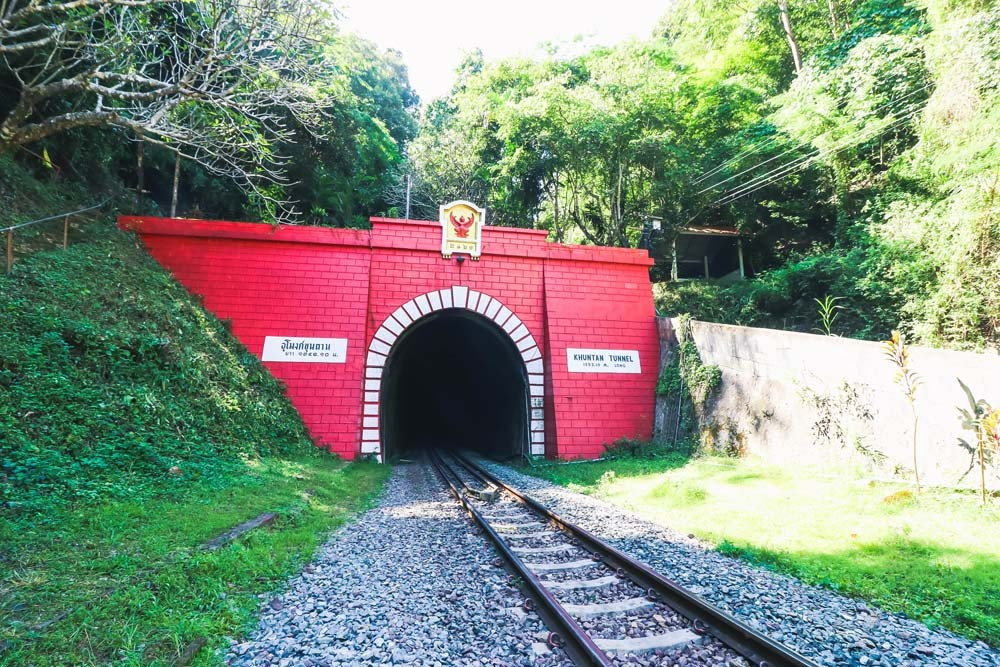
453,451,822,667
427,450,614,667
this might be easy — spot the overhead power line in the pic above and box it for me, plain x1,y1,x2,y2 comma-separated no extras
710,102,926,207
693,81,933,196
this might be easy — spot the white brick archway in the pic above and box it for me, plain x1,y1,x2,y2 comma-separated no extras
360,286,545,461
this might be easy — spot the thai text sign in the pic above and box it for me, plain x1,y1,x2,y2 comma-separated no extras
262,336,347,363
566,348,641,374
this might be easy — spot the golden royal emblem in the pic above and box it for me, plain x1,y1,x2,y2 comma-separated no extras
439,200,485,259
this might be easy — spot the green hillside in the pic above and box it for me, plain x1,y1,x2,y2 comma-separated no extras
0,177,389,664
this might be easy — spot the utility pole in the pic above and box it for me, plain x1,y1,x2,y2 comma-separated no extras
405,174,412,221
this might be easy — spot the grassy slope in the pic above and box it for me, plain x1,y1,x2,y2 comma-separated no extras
0,204,390,665
522,453,1000,646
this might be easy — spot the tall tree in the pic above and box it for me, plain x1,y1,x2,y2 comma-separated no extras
0,0,328,215
777,0,804,73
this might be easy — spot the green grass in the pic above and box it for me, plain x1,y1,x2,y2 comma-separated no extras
522,452,1000,646
0,201,393,665
0,453,389,666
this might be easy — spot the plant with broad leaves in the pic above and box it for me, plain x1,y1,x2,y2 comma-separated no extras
957,379,999,505
883,330,921,490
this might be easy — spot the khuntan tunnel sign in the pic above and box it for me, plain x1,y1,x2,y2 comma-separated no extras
119,202,659,461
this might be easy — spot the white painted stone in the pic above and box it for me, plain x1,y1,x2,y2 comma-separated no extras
528,373,544,385
366,351,387,367
531,409,544,420
531,420,544,431
452,285,468,309
484,299,502,320
516,335,535,352
532,432,544,443
467,290,481,311
364,391,379,403
403,300,422,321
531,443,545,456
363,416,378,428
364,403,378,416
360,440,380,454
374,327,397,345
362,428,379,441
441,288,453,309
428,291,443,311
369,338,391,356
522,347,542,362
364,379,381,391
502,315,522,335
391,307,412,327
365,367,383,379
494,305,513,327
526,359,544,374
415,293,431,314
475,295,492,315
530,397,544,408
509,324,529,342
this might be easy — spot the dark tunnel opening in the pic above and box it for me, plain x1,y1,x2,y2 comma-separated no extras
380,309,529,460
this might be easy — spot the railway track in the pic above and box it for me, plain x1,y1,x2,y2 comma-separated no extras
429,449,822,667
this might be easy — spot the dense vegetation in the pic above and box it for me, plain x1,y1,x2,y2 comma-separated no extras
0,1,417,227
406,0,1000,350
0,223,316,511
4,0,997,348
0,219,390,664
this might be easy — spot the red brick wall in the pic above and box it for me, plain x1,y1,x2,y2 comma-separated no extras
543,260,658,458
119,215,657,461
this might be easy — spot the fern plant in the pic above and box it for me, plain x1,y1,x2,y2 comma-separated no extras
884,330,921,491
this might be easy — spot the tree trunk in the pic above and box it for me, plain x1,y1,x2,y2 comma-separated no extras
135,137,144,212
171,151,181,217
827,0,840,38
777,0,803,74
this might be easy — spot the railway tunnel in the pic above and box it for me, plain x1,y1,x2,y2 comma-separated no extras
378,309,530,461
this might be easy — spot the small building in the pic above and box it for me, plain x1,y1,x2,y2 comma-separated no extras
669,225,746,282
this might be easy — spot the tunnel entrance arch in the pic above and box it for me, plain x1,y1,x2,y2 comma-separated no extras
360,287,545,462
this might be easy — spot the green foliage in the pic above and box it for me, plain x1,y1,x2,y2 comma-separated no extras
0,454,389,666
956,379,1000,505
0,227,315,514
814,295,845,335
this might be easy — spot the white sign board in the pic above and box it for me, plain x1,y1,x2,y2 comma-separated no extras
262,336,347,363
566,348,641,374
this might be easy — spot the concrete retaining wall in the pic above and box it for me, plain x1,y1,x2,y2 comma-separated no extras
658,318,1000,489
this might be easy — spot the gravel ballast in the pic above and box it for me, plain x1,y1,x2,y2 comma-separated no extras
226,461,572,667
476,458,1000,667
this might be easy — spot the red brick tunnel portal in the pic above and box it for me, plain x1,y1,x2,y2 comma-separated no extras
119,214,659,462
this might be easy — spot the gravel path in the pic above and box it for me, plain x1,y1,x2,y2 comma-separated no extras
226,460,572,667
476,458,1000,667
